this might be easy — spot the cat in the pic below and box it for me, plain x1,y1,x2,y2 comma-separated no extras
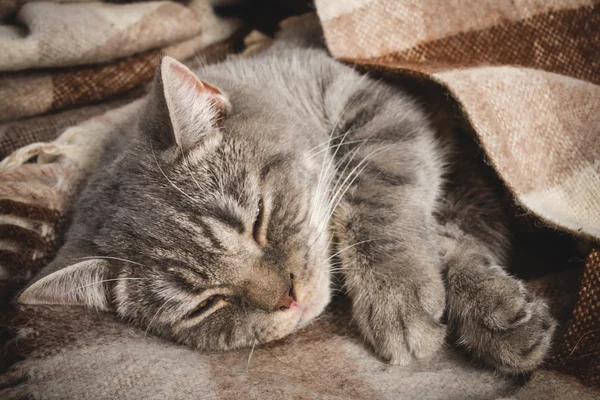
17,18,555,373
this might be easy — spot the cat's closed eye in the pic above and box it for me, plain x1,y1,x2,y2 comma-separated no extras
187,295,228,319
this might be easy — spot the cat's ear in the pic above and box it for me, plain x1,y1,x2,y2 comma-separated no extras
140,56,231,152
18,259,112,310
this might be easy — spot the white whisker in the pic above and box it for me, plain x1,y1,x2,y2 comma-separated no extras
308,137,379,158
324,130,386,217
151,144,197,203
315,146,386,241
327,239,376,262
306,133,347,155
327,146,388,222
309,91,363,227
63,278,151,296
181,147,203,193
310,131,383,245
78,256,146,267
329,268,360,273
145,298,174,337
305,144,365,252
246,339,257,372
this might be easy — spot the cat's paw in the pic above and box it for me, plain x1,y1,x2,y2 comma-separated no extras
350,274,446,365
453,272,556,373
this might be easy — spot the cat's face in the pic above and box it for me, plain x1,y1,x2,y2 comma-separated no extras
19,57,332,350
114,138,332,350
115,144,331,350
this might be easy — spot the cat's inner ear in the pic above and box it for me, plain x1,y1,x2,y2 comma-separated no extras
160,56,231,152
18,259,112,311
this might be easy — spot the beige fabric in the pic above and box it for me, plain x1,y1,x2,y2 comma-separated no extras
434,67,600,237
0,304,518,400
318,0,597,59
0,0,238,123
512,370,600,399
0,95,134,157
0,73,53,122
0,1,200,71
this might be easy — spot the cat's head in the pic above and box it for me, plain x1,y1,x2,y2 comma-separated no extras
19,57,332,350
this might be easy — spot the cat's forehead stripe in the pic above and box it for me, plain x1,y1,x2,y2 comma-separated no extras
181,212,225,251
205,206,246,234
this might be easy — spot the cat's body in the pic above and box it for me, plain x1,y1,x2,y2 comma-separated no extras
19,21,555,373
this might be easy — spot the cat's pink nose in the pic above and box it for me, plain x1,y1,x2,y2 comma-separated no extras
275,284,296,311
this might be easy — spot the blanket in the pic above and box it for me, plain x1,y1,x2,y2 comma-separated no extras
0,0,239,123
0,1,599,398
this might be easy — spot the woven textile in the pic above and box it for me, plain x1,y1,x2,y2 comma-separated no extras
0,96,133,159
1,0,202,71
550,248,600,386
316,0,600,239
0,0,238,123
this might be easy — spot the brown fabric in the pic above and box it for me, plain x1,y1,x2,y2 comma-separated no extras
0,95,136,158
50,51,159,111
0,32,239,158
0,1,201,71
0,198,61,222
354,5,600,82
549,248,600,386
0,301,520,399
512,370,600,399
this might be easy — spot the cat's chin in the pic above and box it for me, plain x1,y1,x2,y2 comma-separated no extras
294,269,331,330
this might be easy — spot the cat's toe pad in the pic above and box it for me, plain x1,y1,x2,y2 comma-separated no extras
480,299,556,373
351,280,446,364
363,312,446,365
451,270,557,372
476,273,534,331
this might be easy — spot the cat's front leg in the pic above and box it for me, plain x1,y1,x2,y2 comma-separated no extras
331,149,447,364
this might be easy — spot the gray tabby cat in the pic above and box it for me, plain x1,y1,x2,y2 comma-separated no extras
18,20,555,373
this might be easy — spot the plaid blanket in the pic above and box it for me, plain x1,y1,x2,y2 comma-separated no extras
0,1,599,398
0,0,238,123
317,0,600,239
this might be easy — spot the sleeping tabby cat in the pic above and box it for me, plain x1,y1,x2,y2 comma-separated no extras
18,20,555,373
